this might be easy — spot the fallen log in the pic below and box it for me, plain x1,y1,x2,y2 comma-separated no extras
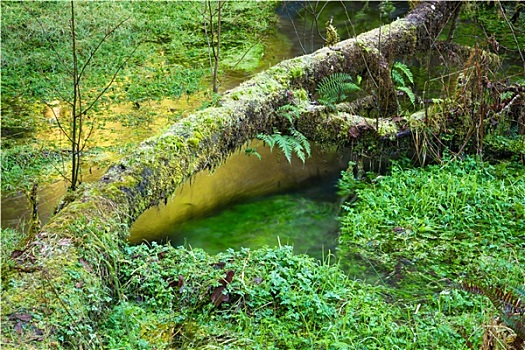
1,2,462,347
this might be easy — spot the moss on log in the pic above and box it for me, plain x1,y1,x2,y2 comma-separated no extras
1,2,462,347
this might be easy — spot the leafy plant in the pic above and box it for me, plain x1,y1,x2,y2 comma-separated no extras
257,104,311,163
244,147,262,160
460,282,525,348
391,61,416,107
258,128,311,163
316,72,361,110
338,156,525,292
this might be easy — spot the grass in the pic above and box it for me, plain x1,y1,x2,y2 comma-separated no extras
2,155,523,349
0,1,281,195
97,156,523,348
338,156,525,290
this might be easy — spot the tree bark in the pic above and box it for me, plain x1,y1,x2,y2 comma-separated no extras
2,2,461,347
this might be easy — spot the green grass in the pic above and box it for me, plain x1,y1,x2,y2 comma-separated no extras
338,156,525,291
0,1,280,195
0,144,64,192
102,242,495,349
3,156,522,349
102,156,525,348
81,157,525,349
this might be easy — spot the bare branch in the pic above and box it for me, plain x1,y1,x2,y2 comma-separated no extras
78,16,130,82
80,43,141,117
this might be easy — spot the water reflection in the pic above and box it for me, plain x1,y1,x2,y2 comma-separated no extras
129,140,350,247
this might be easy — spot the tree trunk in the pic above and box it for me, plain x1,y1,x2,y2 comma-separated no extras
2,2,462,347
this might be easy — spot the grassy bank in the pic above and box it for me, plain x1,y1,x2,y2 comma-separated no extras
5,156,520,348
100,156,522,349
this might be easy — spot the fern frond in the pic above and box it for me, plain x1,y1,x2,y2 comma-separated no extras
316,73,360,105
288,137,305,163
501,314,525,340
277,105,301,126
515,286,525,300
397,86,416,106
244,147,262,160
393,61,414,84
257,129,279,151
493,288,525,315
460,282,525,316
275,134,293,163
291,128,311,158
391,69,406,88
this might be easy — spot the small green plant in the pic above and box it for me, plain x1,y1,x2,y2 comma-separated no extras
460,282,525,348
257,104,311,163
244,147,262,160
258,128,311,163
316,73,361,110
391,61,416,107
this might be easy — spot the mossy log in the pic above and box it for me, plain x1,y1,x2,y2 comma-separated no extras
1,1,462,347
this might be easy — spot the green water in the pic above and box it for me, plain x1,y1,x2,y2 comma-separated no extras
166,186,340,261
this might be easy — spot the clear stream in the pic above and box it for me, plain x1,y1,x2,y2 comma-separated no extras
3,2,390,257
129,141,351,259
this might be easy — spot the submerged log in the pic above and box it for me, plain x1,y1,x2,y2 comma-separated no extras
1,1,462,347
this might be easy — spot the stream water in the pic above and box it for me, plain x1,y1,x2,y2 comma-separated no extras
0,2,410,258
129,140,350,259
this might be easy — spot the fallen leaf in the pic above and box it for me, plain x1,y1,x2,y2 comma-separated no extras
211,270,235,307
9,312,32,322
78,258,92,273
14,322,24,334
10,250,24,259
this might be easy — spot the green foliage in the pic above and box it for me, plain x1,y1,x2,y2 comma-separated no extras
0,1,279,122
108,245,384,348
244,147,262,160
458,2,525,54
316,73,361,109
101,241,498,349
257,104,311,164
379,1,397,18
391,61,416,107
1,144,62,192
276,104,300,126
1,228,28,267
258,129,311,163
339,156,525,293
392,61,414,85
0,1,280,195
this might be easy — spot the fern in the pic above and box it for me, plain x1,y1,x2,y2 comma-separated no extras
290,128,311,163
244,147,262,160
316,73,361,107
460,282,525,342
257,126,311,164
277,104,301,126
391,61,416,108
393,61,414,85
391,69,406,88
397,86,416,107
257,129,279,151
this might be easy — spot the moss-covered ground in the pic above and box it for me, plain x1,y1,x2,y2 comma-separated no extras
5,156,522,349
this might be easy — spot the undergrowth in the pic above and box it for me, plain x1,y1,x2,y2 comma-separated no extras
3,157,523,349
103,244,489,349
338,155,524,347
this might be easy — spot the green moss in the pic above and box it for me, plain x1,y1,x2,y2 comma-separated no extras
187,138,200,147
